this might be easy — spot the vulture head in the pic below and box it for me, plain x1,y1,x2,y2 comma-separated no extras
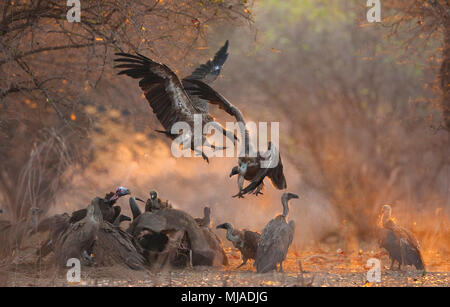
109,186,131,202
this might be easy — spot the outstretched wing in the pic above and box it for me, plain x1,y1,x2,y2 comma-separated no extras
183,78,246,124
240,142,287,195
114,52,196,134
184,40,229,83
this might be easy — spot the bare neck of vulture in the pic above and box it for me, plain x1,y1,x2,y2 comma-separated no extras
281,195,291,218
381,209,393,228
226,226,240,244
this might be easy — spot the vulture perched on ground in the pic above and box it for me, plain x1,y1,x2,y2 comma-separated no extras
195,206,211,228
255,192,299,273
69,186,130,224
54,197,145,270
216,222,260,268
35,187,131,258
378,205,425,271
115,41,242,162
127,204,227,268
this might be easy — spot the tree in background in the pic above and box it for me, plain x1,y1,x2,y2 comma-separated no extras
385,0,450,131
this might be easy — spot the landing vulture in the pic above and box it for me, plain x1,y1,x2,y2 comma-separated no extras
186,79,287,197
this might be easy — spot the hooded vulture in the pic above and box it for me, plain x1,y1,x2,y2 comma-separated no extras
255,192,299,273
69,186,130,224
378,205,425,271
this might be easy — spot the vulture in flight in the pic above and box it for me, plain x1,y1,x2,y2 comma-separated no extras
255,192,299,273
378,205,425,271
69,186,130,224
128,190,171,220
216,222,260,268
184,78,287,198
115,41,240,162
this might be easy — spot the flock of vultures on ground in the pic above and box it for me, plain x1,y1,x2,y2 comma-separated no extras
0,41,425,275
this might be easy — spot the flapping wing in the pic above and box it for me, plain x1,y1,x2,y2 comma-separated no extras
115,53,196,133
240,142,287,195
183,78,246,124
184,40,229,83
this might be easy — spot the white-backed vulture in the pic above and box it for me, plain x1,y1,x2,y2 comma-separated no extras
216,222,260,268
255,192,299,273
378,205,425,271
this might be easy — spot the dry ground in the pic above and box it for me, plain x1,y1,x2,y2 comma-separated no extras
1,247,448,287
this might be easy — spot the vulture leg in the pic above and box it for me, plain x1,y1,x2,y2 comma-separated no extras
390,258,395,270
279,262,284,273
253,183,264,196
232,175,245,198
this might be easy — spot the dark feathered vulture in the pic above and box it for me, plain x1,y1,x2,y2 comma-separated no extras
184,79,287,198
145,190,172,212
114,41,240,162
69,186,130,224
216,222,260,268
55,197,145,270
183,40,229,113
229,141,286,198
255,192,299,273
378,205,425,271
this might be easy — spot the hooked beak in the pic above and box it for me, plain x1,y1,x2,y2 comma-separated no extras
216,223,227,230
289,193,299,199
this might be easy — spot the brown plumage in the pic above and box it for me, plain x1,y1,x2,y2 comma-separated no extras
216,222,260,268
378,205,425,271
229,142,287,198
114,51,239,162
55,197,145,270
255,192,299,273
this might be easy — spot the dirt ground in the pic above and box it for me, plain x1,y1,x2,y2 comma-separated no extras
1,247,448,287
